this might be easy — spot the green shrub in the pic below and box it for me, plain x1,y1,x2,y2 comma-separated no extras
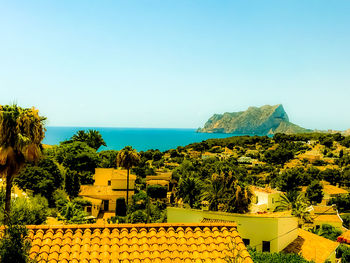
337,244,350,263
310,224,342,241
107,216,126,224
128,210,147,223
0,195,49,225
248,249,311,263
0,223,34,263
328,195,350,213
147,184,167,199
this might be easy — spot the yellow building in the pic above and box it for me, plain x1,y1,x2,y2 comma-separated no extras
0,178,27,199
146,172,172,191
283,229,339,263
322,181,348,202
79,168,136,214
167,207,298,253
251,186,282,213
309,205,344,230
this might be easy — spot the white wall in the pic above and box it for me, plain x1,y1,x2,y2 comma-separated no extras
167,207,298,253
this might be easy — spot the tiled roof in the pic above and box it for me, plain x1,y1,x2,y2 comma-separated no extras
251,186,281,194
313,214,343,224
79,185,128,199
4,223,253,263
146,173,172,181
311,205,337,215
337,229,350,244
146,180,169,186
322,183,348,196
283,229,339,263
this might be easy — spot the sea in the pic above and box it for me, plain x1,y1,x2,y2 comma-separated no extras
43,127,237,152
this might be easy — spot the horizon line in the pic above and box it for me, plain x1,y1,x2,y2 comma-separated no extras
46,125,199,130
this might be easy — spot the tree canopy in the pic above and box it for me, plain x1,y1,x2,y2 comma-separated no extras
0,105,46,223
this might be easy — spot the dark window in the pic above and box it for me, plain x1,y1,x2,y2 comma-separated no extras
108,180,111,186
86,206,92,213
262,241,270,252
243,239,250,246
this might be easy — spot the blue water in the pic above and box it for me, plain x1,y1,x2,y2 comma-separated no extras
43,127,236,152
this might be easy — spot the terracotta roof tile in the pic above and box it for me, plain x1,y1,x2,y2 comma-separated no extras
1,223,253,262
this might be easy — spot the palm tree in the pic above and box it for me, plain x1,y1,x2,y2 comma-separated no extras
275,191,312,226
201,174,225,211
177,174,202,208
274,193,293,212
71,129,106,150
225,181,253,213
0,105,46,224
86,130,106,150
116,146,140,205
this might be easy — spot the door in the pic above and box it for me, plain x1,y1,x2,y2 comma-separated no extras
104,200,109,211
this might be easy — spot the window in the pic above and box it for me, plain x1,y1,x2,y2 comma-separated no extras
243,239,250,246
271,198,274,204
262,241,270,252
86,206,92,213
108,180,111,186
255,196,259,204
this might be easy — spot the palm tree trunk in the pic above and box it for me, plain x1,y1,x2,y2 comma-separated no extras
4,172,13,225
126,168,130,206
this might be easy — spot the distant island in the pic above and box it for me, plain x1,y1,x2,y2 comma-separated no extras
197,104,312,135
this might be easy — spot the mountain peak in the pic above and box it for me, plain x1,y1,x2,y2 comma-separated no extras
197,104,310,135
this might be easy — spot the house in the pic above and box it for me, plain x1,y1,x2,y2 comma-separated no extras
283,229,339,263
0,178,27,199
167,207,298,253
309,205,344,229
322,181,348,202
237,156,253,164
201,152,217,160
146,172,172,191
299,151,322,163
79,168,137,214
16,223,253,263
250,186,283,213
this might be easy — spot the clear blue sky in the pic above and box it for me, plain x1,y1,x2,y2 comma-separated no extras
1,0,349,130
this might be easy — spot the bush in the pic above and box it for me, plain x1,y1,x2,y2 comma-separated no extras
128,210,147,223
58,201,89,224
65,170,81,198
248,249,311,263
15,157,63,207
147,185,167,199
310,224,342,241
115,198,127,217
337,244,350,263
306,180,323,204
107,216,126,224
0,195,49,225
264,146,294,165
0,223,33,263
328,194,350,213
